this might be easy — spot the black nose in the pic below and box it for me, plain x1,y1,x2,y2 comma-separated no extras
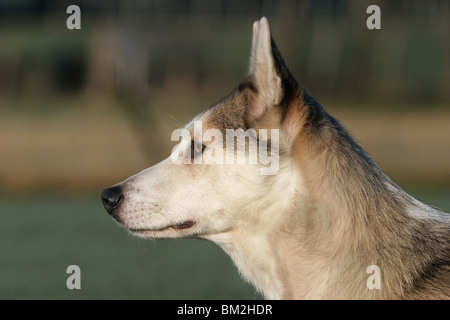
101,186,123,215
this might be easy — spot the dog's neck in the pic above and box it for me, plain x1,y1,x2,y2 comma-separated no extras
211,229,287,299
209,117,413,300
282,110,449,299
205,164,302,299
208,152,395,299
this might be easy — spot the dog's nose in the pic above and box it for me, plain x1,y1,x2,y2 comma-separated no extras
101,186,123,215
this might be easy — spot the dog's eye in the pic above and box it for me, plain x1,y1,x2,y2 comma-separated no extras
191,140,206,159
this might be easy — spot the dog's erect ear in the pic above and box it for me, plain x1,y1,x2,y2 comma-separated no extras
248,17,282,118
245,17,305,143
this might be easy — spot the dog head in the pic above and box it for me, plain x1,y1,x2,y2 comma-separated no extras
101,17,310,241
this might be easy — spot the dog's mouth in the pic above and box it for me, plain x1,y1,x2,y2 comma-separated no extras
129,220,195,233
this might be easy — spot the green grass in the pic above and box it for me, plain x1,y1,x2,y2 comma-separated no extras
0,196,260,300
0,190,448,300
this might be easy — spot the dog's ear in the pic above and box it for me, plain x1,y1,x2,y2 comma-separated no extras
247,17,282,117
245,17,305,143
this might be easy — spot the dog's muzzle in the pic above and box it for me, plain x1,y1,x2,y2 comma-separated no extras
101,186,123,216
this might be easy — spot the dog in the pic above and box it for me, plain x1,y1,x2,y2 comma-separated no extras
101,17,450,299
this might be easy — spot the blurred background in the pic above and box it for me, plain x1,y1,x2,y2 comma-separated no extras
0,0,448,299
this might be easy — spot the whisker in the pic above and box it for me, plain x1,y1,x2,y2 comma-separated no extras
166,112,184,128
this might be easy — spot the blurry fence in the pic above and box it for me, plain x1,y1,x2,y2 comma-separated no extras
0,0,448,107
